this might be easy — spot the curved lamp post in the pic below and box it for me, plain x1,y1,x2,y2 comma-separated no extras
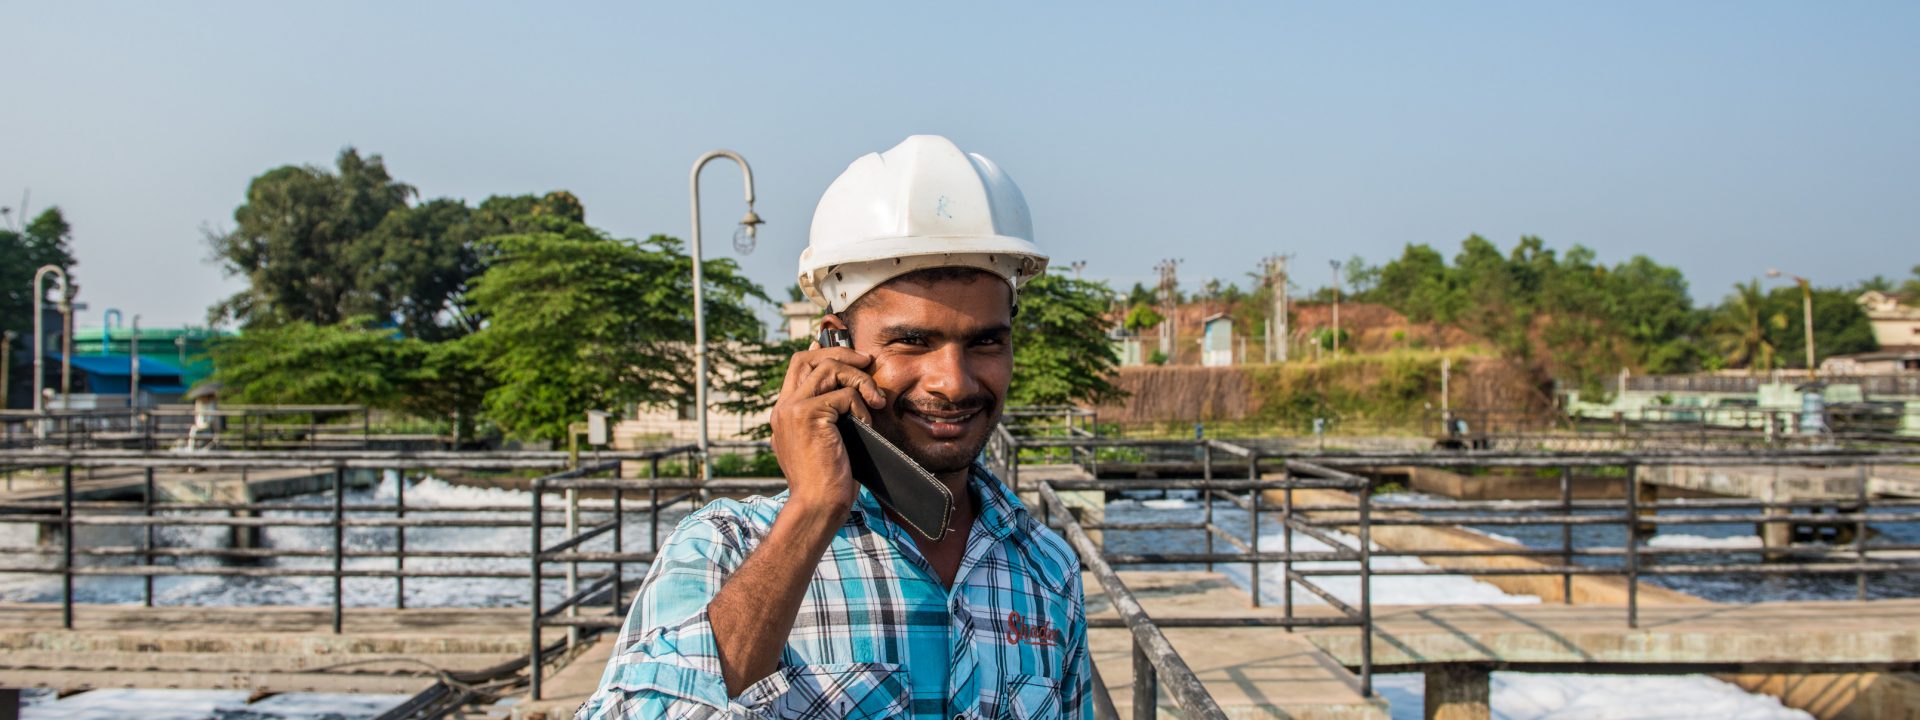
689,150,762,481
31,265,68,417
1767,269,1817,380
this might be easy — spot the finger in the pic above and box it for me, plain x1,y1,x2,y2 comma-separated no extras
811,386,866,424
802,359,887,408
802,347,874,369
781,347,873,400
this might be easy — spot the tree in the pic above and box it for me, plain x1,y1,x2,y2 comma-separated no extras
464,226,767,441
208,318,434,409
208,149,415,328
1,207,78,342
1708,280,1778,373
1123,302,1164,334
1759,286,1876,368
1010,273,1127,406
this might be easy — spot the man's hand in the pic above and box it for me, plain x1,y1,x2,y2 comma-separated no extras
706,342,888,696
769,343,887,515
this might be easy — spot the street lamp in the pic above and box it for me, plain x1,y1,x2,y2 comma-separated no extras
31,265,68,417
689,150,761,481
1329,259,1344,356
1069,260,1087,280
1766,269,1817,380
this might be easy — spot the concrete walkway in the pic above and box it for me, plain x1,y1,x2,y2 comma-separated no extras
0,604,527,695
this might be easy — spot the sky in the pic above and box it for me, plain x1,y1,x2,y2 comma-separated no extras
3,1,1916,331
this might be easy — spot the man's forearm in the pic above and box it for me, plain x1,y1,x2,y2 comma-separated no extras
706,501,844,696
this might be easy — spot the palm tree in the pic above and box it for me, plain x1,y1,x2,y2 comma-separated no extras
1710,280,1776,375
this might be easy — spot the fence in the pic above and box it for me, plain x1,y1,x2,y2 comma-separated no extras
9,435,1920,719
0,405,374,451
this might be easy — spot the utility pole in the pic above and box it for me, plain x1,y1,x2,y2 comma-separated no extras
1069,260,1087,281
1767,269,1818,380
1153,259,1182,359
1329,259,1344,357
1262,255,1290,363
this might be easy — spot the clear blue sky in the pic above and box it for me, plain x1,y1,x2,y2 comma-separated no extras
4,1,1915,330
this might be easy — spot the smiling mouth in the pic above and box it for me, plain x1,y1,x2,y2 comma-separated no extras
903,407,983,440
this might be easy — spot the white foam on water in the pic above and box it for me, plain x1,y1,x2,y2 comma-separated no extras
1140,498,1195,510
1646,533,1765,550
1214,526,1541,606
20,688,415,719
1372,672,1812,720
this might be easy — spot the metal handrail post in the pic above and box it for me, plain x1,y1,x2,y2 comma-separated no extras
530,477,545,700
650,458,662,552
566,483,580,647
1858,463,1870,601
1625,462,1639,629
62,464,74,629
614,462,625,616
1248,453,1261,607
1201,443,1213,572
332,464,345,634
396,470,407,610
1132,638,1158,720
1358,476,1373,698
1282,464,1294,629
1560,465,1573,604
143,466,155,607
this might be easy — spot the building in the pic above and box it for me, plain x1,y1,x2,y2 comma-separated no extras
1822,348,1920,376
43,352,190,408
778,301,819,342
1201,314,1234,367
1859,290,1920,351
70,325,224,388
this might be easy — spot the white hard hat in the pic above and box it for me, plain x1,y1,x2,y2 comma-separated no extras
799,135,1049,312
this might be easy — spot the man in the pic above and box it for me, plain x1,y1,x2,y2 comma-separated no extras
579,135,1092,719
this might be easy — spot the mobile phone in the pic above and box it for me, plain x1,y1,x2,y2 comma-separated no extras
817,326,953,540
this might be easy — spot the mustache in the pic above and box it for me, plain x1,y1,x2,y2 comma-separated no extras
894,393,994,416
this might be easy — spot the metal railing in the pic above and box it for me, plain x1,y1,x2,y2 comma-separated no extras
0,405,376,451
11,425,1920,718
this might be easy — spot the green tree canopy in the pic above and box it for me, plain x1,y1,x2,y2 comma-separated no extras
209,318,434,409
1,207,78,344
464,224,767,441
1354,235,1703,392
1010,273,1127,406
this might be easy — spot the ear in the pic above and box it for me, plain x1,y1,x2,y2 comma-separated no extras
820,313,848,332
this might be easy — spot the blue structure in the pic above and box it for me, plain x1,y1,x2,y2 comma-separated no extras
46,352,190,400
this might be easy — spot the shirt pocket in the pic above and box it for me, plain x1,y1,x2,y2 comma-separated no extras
999,674,1063,720
736,662,912,719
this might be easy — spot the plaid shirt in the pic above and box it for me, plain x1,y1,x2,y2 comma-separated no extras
577,463,1091,719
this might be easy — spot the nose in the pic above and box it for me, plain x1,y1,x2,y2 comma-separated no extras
917,343,983,403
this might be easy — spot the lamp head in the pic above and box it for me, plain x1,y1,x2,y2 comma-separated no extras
733,208,763,255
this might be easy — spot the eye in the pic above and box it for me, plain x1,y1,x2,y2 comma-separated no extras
891,335,929,347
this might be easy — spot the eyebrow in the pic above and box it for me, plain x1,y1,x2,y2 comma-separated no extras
877,323,1012,344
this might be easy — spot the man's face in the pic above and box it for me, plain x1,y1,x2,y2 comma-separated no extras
838,275,1013,475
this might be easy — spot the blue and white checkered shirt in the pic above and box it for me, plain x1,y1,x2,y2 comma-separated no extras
577,463,1092,719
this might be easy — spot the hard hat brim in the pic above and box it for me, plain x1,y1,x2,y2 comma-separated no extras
799,234,1049,311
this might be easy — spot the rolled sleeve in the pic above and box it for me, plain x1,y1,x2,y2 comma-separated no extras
576,504,911,719
577,512,748,718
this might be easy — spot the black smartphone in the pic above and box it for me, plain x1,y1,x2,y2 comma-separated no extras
817,326,954,540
